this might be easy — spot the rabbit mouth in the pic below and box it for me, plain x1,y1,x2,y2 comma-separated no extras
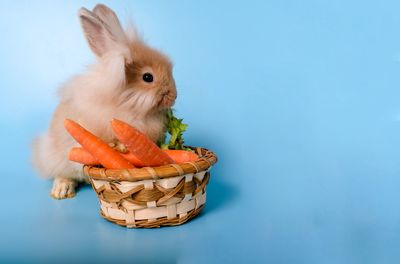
157,90,176,109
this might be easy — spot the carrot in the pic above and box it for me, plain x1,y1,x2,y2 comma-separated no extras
64,119,134,169
111,119,174,166
69,147,146,167
68,147,99,165
163,149,199,163
69,147,199,166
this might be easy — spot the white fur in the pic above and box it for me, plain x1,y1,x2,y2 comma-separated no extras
33,53,165,181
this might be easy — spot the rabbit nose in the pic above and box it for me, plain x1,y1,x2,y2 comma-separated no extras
162,89,175,97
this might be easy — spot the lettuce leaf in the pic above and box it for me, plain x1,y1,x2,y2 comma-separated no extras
159,109,190,150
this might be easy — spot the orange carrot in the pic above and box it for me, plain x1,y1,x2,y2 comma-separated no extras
163,149,199,163
69,147,199,166
111,119,174,166
69,147,146,167
64,119,134,169
68,147,99,165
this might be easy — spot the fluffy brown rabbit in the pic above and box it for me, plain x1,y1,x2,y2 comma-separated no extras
32,4,177,199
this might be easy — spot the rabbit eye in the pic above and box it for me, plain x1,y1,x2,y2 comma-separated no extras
142,73,154,83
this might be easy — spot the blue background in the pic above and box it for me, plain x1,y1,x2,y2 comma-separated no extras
1,0,400,263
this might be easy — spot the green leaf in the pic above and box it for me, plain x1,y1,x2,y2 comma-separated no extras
158,108,190,150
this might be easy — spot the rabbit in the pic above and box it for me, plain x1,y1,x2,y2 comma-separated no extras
32,4,177,199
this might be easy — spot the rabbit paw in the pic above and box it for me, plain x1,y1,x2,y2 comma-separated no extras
109,140,128,153
50,178,77,199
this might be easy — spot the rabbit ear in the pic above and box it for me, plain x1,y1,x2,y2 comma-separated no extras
78,7,129,58
92,4,126,44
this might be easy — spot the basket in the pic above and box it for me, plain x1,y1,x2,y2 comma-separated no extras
83,147,217,228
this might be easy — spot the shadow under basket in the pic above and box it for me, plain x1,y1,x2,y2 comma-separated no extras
83,147,217,228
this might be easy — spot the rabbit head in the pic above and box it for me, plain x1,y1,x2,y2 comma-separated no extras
77,4,177,118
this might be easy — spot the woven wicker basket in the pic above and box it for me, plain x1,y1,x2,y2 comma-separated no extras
83,147,217,228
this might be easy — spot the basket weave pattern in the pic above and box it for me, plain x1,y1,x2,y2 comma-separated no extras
84,148,217,228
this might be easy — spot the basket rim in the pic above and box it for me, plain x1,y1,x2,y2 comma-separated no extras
83,147,217,182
